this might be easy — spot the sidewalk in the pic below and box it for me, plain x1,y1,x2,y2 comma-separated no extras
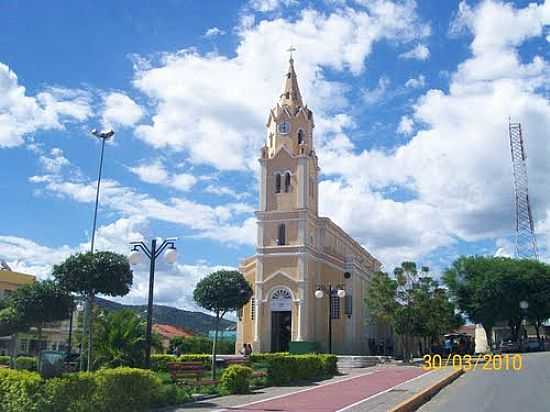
163,365,459,412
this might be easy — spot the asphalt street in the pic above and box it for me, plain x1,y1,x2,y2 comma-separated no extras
418,352,550,412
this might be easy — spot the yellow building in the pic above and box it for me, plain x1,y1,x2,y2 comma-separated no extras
0,266,36,299
236,57,386,355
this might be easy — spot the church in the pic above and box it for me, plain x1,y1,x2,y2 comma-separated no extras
236,56,384,355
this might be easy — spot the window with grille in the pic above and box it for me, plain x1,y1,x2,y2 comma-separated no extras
250,297,255,320
330,291,340,319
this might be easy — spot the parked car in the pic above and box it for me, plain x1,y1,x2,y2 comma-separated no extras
499,340,520,353
526,338,541,352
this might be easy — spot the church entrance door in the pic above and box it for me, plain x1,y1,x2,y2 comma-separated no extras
271,311,291,352
270,288,293,352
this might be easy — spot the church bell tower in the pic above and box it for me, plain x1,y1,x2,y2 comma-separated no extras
258,54,320,217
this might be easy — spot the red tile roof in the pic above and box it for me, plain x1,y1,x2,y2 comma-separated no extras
153,323,194,339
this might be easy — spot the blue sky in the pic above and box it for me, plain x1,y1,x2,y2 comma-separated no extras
1,0,549,310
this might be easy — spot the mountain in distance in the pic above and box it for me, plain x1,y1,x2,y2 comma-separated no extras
95,297,235,336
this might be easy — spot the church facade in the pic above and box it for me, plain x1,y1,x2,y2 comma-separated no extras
236,57,383,355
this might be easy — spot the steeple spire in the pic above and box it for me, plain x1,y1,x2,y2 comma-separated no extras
279,47,303,110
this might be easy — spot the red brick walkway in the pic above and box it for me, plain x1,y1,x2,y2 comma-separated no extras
221,366,427,412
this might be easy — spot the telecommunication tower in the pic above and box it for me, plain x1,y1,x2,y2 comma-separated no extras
508,121,538,259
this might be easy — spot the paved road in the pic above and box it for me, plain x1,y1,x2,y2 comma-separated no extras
419,352,550,412
220,366,426,412
173,366,433,412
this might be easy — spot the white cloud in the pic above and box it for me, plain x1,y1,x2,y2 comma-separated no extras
317,0,550,265
400,44,430,60
204,184,248,200
0,224,233,311
133,2,429,171
30,174,255,246
101,92,144,128
363,76,390,105
0,236,74,279
0,63,92,147
397,115,414,135
249,0,297,13
129,159,197,192
405,74,425,88
39,147,71,173
203,27,226,38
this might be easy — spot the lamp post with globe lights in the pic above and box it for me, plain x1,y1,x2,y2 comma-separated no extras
314,284,346,354
128,237,177,369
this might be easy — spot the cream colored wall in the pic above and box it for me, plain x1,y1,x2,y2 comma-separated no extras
262,256,298,279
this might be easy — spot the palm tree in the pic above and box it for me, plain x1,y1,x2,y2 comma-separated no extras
93,309,162,369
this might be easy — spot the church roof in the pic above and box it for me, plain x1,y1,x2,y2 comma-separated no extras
279,57,303,111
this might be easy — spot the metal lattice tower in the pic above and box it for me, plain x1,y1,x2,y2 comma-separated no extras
508,121,539,259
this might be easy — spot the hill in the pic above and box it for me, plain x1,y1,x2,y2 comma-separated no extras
95,297,235,336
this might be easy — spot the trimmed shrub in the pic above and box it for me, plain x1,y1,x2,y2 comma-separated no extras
0,355,10,366
250,354,337,385
0,369,46,412
220,364,253,394
42,372,97,412
14,356,37,371
93,367,161,412
0,367,162,412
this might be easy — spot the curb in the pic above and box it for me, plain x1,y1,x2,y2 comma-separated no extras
388,368,464,412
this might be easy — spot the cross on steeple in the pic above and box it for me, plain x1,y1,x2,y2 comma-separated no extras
287,45,296,61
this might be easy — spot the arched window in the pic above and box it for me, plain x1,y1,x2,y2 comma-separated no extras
277,224,286,246
284,172,291,192
298,129,304,145
275,173,281,193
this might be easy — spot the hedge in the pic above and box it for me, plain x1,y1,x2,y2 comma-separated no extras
0,355,10,366
0,367,162,412
14,356,37,371
249,354,337,385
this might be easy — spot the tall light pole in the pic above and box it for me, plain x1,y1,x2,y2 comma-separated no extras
128,238,177,369
314,284,345,354
81,128,114,372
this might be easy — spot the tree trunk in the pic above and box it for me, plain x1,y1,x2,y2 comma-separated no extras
482,323,493,351
211,313,220,380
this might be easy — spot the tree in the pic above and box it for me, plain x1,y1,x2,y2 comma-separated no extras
193,270,252,379
443,256,550,347
52,251,133,369
93,309,161,368
7,280,73,326
367,263,460,360
443,256,504,349
0,280,73,358
52,251,133,297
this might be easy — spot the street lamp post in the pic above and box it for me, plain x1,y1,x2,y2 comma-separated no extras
81,128,114,372
129,238,178,369
519,300,529,351
314,284,346,354
67,300,84,356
